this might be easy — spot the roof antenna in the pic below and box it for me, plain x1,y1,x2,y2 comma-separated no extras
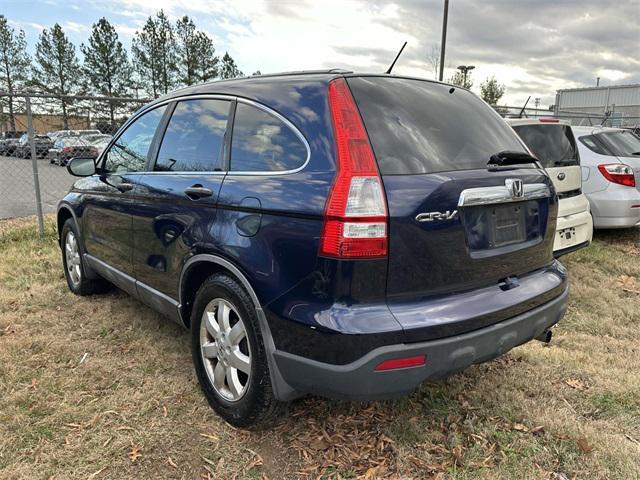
519,96,531,118
385,41,407,74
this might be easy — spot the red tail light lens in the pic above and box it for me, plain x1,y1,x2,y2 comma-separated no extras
320,78,388,258
374,355,426,371
598,164,636,187
539,117,560,123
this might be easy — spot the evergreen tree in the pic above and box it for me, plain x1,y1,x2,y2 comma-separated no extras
33,23,80,129
81,17,130,125
176,16,218,85
447,70,473,89
0,15,30,132
480,76,506,106
219,52,243,79
132,10,177,97
194,31,218,83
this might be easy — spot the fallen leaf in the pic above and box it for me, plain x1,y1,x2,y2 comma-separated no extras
364,466,379,479
565,378,586,390
513,423,529,432
531,425,545,435
576,437,594,454
129,445,142,462
616,274,636,289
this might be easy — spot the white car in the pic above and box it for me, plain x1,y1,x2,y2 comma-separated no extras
572,126,640,229
507,118,593,255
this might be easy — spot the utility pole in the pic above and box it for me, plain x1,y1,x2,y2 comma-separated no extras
438,0,449,81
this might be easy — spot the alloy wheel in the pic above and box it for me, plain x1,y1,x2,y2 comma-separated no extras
200,298,252,402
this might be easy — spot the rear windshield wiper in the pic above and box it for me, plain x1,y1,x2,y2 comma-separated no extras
487,151,538,167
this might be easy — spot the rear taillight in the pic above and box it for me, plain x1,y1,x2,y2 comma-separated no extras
320,78,388,258
598,164,636,187
539,117,560,123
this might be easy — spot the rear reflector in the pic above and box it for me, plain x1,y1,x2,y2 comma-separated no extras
598,163,636,187
320,78,388,258
539,117,560,123
374,355,426,371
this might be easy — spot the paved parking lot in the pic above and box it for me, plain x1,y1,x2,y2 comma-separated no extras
0,155,75,219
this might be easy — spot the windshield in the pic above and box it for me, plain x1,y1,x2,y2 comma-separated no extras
512,124,579,168
347,76,526,174
595,130,640,157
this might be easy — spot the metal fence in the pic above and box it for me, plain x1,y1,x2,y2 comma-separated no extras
497,104,640,128
1,92,639,234
0,92,148,233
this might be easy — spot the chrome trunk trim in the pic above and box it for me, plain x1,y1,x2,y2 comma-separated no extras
458,182,551,207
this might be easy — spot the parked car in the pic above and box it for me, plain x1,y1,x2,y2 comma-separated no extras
0,131,27,156
572,126,640,228
49,134,100,166
16,133,54,158
507,118,593,256
57,71,568,426
82,133,112,156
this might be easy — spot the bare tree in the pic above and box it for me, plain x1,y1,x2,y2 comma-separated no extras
426,44,440,80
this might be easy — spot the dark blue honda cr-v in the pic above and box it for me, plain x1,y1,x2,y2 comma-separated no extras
58,71,568,426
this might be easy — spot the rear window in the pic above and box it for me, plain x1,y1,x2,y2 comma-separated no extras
512,124,579,168
347,76,526,175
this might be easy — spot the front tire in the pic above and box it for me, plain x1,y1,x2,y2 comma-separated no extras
61,219,110,295
191,273,281,427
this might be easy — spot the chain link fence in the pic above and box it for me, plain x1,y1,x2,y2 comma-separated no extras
0,92,148,232
497,104,640,129
1,92,639,234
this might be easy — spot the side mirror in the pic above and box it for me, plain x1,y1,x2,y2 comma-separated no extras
67,157,96,177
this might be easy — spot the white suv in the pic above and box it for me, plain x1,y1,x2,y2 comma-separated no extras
508,118,593,256
571,126,640,229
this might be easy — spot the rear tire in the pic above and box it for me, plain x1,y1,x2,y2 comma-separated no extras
61,219,110,296
191,273,282,428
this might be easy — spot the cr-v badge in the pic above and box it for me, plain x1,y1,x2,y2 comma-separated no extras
416,210,458,222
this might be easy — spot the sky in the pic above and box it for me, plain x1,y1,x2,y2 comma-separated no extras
3,0,639,107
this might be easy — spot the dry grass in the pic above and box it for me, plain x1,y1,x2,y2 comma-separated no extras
0,217,638,480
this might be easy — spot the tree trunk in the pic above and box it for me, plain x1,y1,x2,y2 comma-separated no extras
61,99,68,130
8,95,15,132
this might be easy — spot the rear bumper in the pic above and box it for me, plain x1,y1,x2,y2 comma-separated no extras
553,207,593,254
273,286,569,400
587,187,640,229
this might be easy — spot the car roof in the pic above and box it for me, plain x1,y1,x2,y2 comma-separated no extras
570,125,626,135
506,118,571,127
146,70,467,109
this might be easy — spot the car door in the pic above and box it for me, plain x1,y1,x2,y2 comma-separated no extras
132,97,232,301
82,104,167,283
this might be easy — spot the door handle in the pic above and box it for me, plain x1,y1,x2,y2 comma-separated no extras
184,185,213,200
117,182,134,192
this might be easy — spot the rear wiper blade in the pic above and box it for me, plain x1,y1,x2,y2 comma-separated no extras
488,150,538,167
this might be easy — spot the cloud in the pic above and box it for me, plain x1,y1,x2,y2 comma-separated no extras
10,0,639,106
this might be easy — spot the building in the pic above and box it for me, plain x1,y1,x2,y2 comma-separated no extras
0,113,90,134
554,84,640,127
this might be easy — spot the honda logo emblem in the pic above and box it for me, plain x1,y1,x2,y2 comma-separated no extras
505,179,524,198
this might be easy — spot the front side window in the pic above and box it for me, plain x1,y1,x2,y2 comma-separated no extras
155,99,231,172
103,105,166,174
230,103,307,172
512,124,579,168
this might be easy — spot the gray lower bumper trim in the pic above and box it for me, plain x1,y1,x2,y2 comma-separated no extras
273,287,569,400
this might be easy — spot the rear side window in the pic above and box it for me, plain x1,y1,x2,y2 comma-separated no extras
347,76,525,175
155,99,231,172
512,124,579,168
104,105,166,173
595,130,640,157
230,103,307,172
579,135,609,155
